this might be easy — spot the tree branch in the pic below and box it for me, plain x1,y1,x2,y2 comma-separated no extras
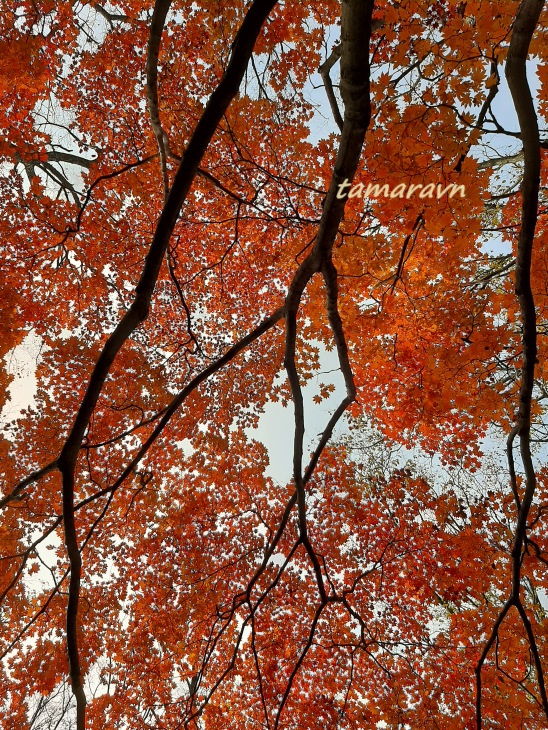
146,0,172,198
319,42,343,132
0,459,58,509
283,0,374,606
476,1,546,726
56,1,279,724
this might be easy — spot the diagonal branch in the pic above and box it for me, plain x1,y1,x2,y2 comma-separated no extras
55,1,279,725
319,42,343,132
389,212,424,294
78,306,285,508
0,459,58,509
88,2,130,24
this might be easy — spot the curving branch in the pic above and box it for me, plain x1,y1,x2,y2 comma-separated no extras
283,0,374,616
53,1,279,725
319,42,343,132
155,5,377,714
476,1,547,726
506,0,542,563
318,17,383,134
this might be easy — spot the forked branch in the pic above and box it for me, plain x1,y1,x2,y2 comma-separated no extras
54,1,279,725
476,0,547,725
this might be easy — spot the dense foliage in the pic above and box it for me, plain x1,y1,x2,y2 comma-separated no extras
1,1,548,727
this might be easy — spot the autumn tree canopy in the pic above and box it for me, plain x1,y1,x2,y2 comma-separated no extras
2,0,548,727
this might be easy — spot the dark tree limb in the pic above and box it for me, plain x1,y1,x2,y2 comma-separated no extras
282,0,374,621
319,42,343,132
146,0,172,198
389,213,424,294
0,459,58,509
507,0,542,561
88,2,130,24
507,425,521,510
54,1,279,725
455,59,500,172
476,1,546,726
78,306,285,508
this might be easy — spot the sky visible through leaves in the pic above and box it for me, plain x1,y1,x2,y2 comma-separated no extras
2,2,548,729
